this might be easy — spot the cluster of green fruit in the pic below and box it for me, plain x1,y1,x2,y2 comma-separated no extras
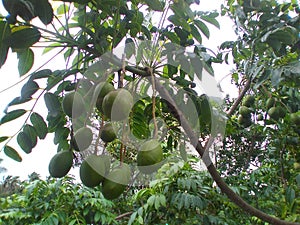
48,82,164,199
265,98,286,121
238,95,255,128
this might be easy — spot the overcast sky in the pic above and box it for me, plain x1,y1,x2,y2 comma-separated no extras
0,0,237,180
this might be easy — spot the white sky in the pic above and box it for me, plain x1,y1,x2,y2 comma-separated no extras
0,1,237,180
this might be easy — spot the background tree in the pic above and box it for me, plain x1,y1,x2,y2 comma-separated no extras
0,0,299,224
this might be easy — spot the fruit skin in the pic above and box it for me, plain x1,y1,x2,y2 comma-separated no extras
102,89,133,121
239,106,252,117
49,150,73,178
268,107,280,121
73,127,93,151
62,91,85,118
80,155,108,188
277,106,286,118
290,113,300,126
242,95,255,107
137,139,163,174
257,114,264,121
266,98,275,109
102,164,131,200
100,123,117,143
95,82,115,112
238,115,252,128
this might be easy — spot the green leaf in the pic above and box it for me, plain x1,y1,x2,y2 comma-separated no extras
35,0,54,25
200,15,220,29
17,131,33,154
194,20,210,39
0,136,9,143
23,124,38,148
44,92,62,117
144,0,164,11
190,54,203,80
168,15,191,32
4,27,41,50
21,80,39,100
4,146,22,162
0,109,27,125
8,96,32,107
17,48,34,76
30,112,48,139
190,24,202,44
0,21,11,68
30,69,52,80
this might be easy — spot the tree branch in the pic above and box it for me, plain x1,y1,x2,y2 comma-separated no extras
115,211,133,220
226,78,251,117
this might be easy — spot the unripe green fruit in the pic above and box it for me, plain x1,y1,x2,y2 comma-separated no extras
268,107,280,121
62,91,85,118
290,113,300,126
102,164,131,200
239,106,252,117
238,115,252,128
266,98,275,109
49,150,73,178
100,123,117,143
95,82,115,112
257,114,264,121
277,106,286,118
80,155,108,188
102,89,133,121
242,95,255,107
137,139,163,174
73,127,93,151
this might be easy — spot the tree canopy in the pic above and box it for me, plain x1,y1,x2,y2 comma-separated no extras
0,0,299,224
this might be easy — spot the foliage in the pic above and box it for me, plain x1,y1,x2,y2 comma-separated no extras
0,175,116,225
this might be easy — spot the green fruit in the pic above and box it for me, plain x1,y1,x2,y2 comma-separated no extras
268,107,280,121
95,82,115,112
102,89,133,121
238,115,252,128
100,123,117,143
80,155,107,188
239,106,252,117
62,91,85,118
49,150,73,178
257,114,264,121
73,127,93,151
290,113,300,126
277,106,286,118
137,139,163,174
266,98,275,109
102,164,131,200
242,95,255,107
